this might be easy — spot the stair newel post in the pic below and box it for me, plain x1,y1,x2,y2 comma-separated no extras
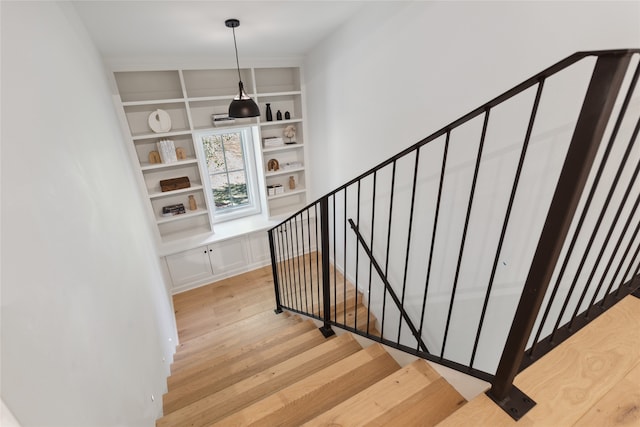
487,53,632,420
319,196,335,337
268,229,283,314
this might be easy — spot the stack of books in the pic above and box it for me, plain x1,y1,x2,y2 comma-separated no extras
157,139,177,163
211,114,235,126
161,203,186,217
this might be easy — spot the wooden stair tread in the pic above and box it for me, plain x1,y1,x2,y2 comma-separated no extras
438,294,640,426
335,305,380,336
156,333,362,427
213,343,400,426
176,295,277,342
304,359,464,426
163,328,329,414
574,359,640,426
172,310,297,364
168,320,317,389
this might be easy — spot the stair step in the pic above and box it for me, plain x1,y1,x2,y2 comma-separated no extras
168,320,317,390
172,310,297,364
303,359,466,426
310,287,360,316
176,292,278,342
162,327,329,414
212,343,400,426
157,333,362,427
336,305,379,336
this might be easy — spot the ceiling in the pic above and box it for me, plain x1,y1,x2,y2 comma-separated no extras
72,1,368,63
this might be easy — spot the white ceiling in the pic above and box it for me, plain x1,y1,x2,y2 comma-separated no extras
72,1,368,63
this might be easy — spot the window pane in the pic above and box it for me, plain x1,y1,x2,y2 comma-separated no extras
223,133,244,172
227,170,249,206
210,173,230,208
196,126,260,221
202,135,226,174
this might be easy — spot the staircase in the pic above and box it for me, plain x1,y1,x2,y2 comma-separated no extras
156,266,466,426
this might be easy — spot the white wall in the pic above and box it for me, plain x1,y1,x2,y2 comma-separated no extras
1,2,178,426
304,1,640,373
305,1,640,192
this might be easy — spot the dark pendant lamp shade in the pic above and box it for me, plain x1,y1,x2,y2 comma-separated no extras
226,19,260,118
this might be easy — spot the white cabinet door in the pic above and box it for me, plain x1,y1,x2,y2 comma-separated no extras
209,238,248,275
248,231,271,264
165,246,214,288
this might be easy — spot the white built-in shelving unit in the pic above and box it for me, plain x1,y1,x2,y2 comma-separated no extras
112,66,309,248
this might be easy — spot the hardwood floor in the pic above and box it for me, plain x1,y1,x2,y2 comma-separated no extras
438,294,640,426
164,265,639,426
161,264,464,426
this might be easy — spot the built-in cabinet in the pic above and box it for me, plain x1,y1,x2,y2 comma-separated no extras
113,66,309,245
112,65,310,293
164,231,272,293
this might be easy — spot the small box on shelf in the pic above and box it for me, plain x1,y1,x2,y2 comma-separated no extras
281,161,303,170
160,176,191,192
267,184,284,196
263,137,284,148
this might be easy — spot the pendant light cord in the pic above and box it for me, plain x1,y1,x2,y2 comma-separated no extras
232,27,242,83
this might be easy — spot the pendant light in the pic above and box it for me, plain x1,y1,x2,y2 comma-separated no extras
225,18,260,118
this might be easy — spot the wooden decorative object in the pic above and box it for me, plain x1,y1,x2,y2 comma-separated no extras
188,195,197,210
267,159,280,171
160,177,191,192
149,151,162,164
289,176,296,190
175,147,186,160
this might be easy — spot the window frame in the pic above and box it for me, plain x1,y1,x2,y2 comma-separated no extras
194,126,262,223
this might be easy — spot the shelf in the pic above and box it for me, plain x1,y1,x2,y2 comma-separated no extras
122,98,185,107
265,167,305,178
268,188,306,200
187,95,244,102
259,118,302,128
148,184,204,199
156,208,209,224
262,144,304,153
132,130,192,141
140,158,198,171
257,91,302,98
116,66,306,248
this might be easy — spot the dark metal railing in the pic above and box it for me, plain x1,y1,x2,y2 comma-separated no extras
268,49,640,420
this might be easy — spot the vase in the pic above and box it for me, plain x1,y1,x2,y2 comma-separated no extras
276,110,283,120
266,103,273,121
289,176,296,190
188,195,197,211
285,111,291,120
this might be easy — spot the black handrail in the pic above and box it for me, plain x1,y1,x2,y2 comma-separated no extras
269,49,640,227
268,49,640,421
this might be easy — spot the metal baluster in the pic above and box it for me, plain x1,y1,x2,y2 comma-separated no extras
470,80,545,368
418,132,450,353
441,108,490,359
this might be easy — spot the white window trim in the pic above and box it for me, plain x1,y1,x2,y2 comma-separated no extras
194,126,262,224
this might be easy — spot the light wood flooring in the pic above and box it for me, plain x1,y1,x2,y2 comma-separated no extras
161,264,640,426
438,294,640,426
158,264,465,426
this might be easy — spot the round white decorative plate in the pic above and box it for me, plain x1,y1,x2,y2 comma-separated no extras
148,109,172,133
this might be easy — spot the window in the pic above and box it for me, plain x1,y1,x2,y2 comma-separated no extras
196,127,261,222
